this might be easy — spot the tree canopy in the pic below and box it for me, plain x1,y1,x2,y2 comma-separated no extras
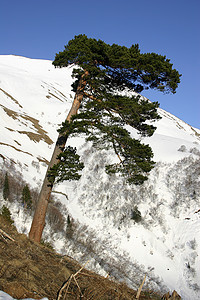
51,35,181,184
53,34,181,94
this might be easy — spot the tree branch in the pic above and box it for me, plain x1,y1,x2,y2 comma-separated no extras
51,191,69,200
136,275,146,299
0,229,15,242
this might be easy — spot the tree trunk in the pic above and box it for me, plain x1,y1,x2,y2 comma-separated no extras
29,71,88,242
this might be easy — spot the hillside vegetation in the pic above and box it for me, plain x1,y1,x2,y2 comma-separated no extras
0,215,166,300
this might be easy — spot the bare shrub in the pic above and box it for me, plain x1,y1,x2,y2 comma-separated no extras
178,145,187,152
190,147,200,156
187,239,197,250
46,203,65,233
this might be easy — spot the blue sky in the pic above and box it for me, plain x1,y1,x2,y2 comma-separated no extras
1,0,199,128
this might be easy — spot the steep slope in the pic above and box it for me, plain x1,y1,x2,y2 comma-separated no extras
1,216,160,300
0,55,200,300
0,55,74,187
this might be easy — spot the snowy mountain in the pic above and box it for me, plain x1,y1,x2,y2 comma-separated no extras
0,55,200,300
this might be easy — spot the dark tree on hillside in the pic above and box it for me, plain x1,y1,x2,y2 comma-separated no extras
22,185,32,209
3,173,9,201
29,34,181,242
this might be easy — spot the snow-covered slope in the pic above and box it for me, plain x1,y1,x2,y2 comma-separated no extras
0,55,200,299
0,55,75,187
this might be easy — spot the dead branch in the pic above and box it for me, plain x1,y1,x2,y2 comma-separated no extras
72,274,82,296
0,228,15,242
52,191,68,200
136,275,146,299
56,260,89,300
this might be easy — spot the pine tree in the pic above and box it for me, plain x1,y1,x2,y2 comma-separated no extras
131,207,142,223
3,173,9,200
0,205,14,224
47,146,84,184
22,185,32,209
29,35,181,242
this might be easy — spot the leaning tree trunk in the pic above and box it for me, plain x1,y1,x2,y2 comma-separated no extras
29,71,88,242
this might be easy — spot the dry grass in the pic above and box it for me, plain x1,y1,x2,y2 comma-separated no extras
0,103,53,145
0,88,23,108
0,142,33,157
0,216,162,300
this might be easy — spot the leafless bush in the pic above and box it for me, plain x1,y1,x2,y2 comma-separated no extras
31,160,40,171
190,147,200,156
189,283,200,292
178,145,187,152
46,203,65,233
187,239,197,250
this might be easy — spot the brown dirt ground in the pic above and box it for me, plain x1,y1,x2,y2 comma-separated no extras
0,216,163,299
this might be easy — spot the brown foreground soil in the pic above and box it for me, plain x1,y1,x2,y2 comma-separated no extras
0,216,168,299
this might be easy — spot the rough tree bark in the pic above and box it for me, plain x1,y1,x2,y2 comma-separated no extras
29,71,88,242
